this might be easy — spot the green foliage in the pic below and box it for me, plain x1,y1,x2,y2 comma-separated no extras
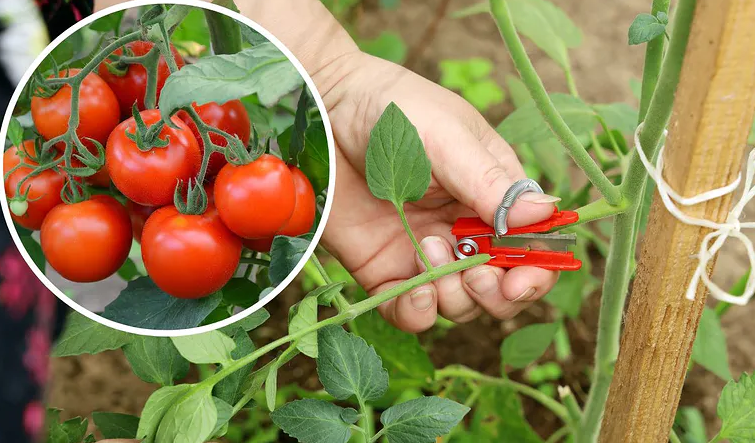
47,410,94,443
544,239,599,317
715,372,755,442
155,386,217,443
222,278,263,309
673,407,706,443
380,397,470,443
159,43,303,115
497,93,596,144
117,258,141,281
172,330,237,365
53,312,132,357
452,385,542,442
628,12,668,45
289,295,320,357
92,412,139,439
19,234,46,272
439,58,505,111
281,90,313,164
171,8,211,55
691,307,732,380
269,234,313,285
123,336,190,385
138,385,193,443
271,399,356,443
500,323,559,370
298,121,331,195
214,326,257,405
359,32,407,64
365,102,432,206
102,277,224,330
7,118,23,148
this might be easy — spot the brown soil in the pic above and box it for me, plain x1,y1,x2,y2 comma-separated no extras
49,0,755,439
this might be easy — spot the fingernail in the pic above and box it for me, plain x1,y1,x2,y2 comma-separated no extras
410,289,435,311
420,236,450,267
514,287,537,301
465,269,498,299
519,192,561,204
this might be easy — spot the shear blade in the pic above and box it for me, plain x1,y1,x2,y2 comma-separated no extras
492,233,576,252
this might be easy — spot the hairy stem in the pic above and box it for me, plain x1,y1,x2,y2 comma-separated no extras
307,254,351,311
638,0,671,122
359,400,374,442
489,0,621,206
435,365,569,422
204,9,243,55
396,204,433,271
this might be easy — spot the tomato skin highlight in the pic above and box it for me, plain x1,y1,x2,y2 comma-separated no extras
3,141,66,230
141,205,242,299
214,154,296,239
98,41,185,118
41,195,132,283
106,109,201,206
241,166,317,252
31,70,119,152
180,100,251,179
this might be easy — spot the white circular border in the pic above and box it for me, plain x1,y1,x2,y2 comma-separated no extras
0,0,337,337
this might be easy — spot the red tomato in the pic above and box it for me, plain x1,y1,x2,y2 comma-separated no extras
180,100,251,179
214,154,296,239
3,141,66,230
31,69,119,153
98,41,185,118
141,205,242,299
242,166,316,252
40,195,132,283
106,109,201,206
126,200,157,243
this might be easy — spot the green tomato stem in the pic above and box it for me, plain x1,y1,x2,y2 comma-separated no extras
204,9,243,55
358,399,374,442
488,0,621,206
239,256,271,266
308,254,351,311
396,203,434,271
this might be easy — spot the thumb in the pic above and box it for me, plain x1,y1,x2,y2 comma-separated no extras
430,128,558,227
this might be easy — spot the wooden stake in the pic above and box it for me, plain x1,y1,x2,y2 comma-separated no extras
599,1,755,441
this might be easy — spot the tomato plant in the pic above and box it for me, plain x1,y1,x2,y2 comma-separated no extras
106,109,201,206
40,195,132,283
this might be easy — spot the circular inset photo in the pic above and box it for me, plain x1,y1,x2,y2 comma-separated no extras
0,0,335,335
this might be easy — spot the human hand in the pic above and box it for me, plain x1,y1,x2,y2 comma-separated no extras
314,52,561,332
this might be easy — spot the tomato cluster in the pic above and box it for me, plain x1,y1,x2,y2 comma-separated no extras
5,41,318,300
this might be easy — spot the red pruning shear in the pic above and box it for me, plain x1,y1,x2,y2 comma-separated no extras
452,179,582,271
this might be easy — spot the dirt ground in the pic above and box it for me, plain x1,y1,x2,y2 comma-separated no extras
49,0,754,439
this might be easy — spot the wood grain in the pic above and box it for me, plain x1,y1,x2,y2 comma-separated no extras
599,0,755,441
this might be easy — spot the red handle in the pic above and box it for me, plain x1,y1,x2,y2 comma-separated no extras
451,209,579,237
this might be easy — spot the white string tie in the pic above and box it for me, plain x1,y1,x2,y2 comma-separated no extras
634,122,755,305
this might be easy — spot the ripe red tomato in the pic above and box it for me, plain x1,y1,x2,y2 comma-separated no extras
242,166,316,252
98,41,185,117
214,154,296,239
31,69,119,153
3,141,66,230
141,205,242,299
126,200,157,244
40,195,132,283
180,100,251,178
106,109,201,206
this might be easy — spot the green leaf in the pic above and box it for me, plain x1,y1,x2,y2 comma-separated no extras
500,323,559,370
628,13,667,45
508,0,582,68
220,309,270,334
117,258,141,281
214,327,257,405
89,10,125,33
506,75,533,109
380,397,470,443
271,399,354,443
307,282,346,307
353,292,435,382
137,385,193,443
365,102,431,205
283,90,312,164
222,278,262,309
528,139,569,192
593,103,639,135
102,277,223,330
266,362,279,412
7,118,23,148
172,330,237,364
47,410,89,443
674,407,707,443
462,79,505,112
340,407,360,424
211,397,234,438
543,240,599,318
171,8,210,56
156,385,217,443
92,412,139,439
716,372,755,442
19,234,45,272
359,31,407,64
53,312,132,357
317,325,389,402
691,307,732,380
497,94,596,145
159,43,303,116
465,385,543,442
123,336,189,386
269,234,313,286
289,296,320,358
298,121,330,195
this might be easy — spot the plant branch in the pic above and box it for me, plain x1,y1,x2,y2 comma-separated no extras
546,427,571,443
239,256,271,266
488,0,621,206
638,0,671,122
307,254,351,312
359,399,374,442
435,365,569,422
204,9,243,55
396,204,433,271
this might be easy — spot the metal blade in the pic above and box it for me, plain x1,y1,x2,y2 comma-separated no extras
492,233,577,252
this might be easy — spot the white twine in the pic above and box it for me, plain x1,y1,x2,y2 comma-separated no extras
634,122,755,305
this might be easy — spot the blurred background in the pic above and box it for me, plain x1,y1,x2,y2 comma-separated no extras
1,0,752,441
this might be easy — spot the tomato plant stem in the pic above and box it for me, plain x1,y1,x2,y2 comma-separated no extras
573,197,630,227
435,365,570,422
308,254,351,311
396,203,434,271
488,0,621,206
545,426,571,443
205,9,243,55
239,256,271,266
358,399,374,442
637,0,671,122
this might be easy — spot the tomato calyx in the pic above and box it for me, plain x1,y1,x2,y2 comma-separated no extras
126,104,171,151
60,137,106,179
174,179,209,215
60,178,90,205
30,69,67,99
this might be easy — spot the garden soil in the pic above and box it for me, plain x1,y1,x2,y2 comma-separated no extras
49,0,754,438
